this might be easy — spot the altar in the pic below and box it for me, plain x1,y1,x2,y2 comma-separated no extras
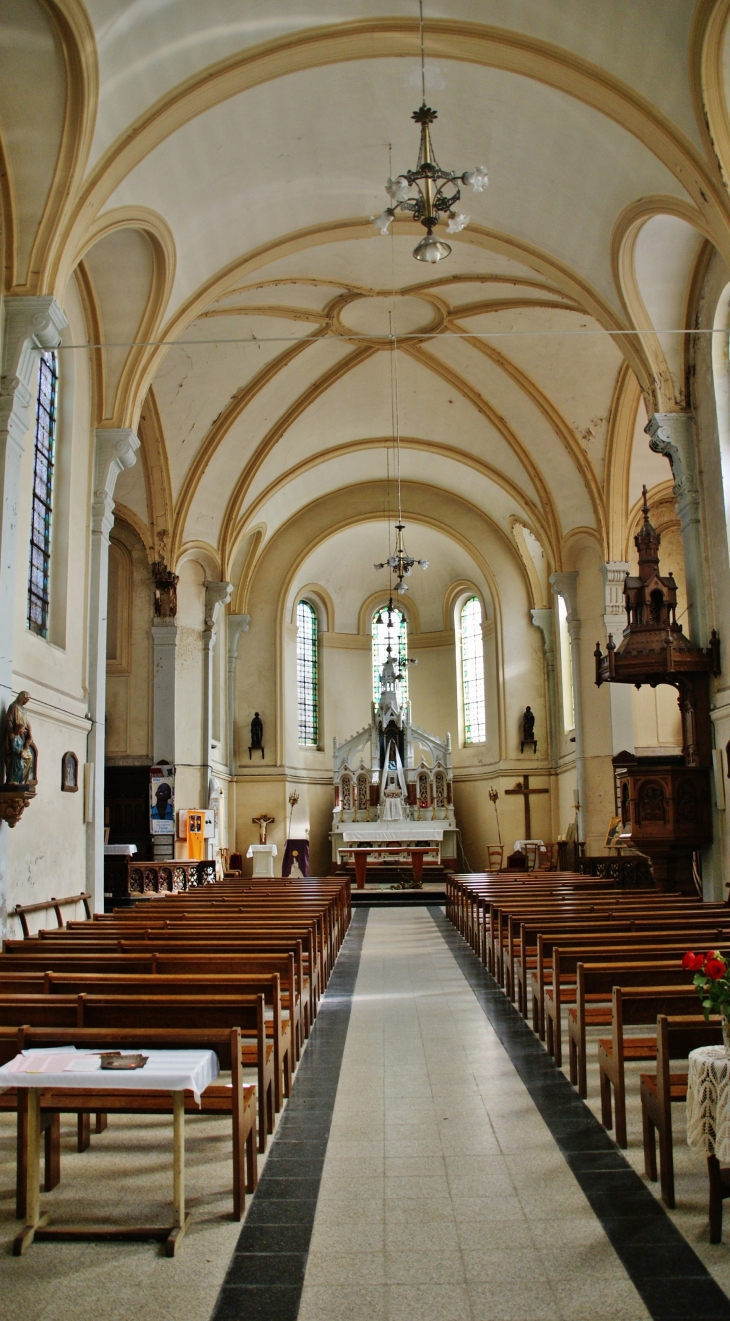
330,640,458,872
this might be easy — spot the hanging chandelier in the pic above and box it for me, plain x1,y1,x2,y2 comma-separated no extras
374,522,428,594
372,101,487,262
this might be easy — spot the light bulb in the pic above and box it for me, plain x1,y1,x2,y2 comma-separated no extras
372,209,395,235
385,176,410,202
446,212,469,234
413,235,451,263
463,166,488,192
420,560,429,570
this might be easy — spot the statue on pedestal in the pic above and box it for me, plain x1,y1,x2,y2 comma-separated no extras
1,691,38,827
520,705,537,754
249,712,264,760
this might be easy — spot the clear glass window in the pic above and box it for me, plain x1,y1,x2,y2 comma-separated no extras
28,350,58,636
461,596,486,744
372,606,408,704
296,600,318,745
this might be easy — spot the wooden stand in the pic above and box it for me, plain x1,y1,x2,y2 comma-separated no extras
14,1088,191,1257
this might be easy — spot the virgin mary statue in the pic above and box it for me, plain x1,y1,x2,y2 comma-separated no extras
4,692,37,786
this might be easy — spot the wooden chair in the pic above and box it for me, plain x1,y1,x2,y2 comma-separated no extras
640,1014,722,1209
598,985,700,1148
486,846,504,871
524,844,539,871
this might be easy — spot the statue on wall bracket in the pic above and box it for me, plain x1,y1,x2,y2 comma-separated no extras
1,691,39,827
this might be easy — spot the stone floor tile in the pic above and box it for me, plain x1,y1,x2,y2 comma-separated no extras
386,1282,473,1321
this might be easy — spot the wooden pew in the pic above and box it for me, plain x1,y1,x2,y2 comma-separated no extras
1,1025,257,1221
597,986,701,1148
13,893,92,938
640,1014,723,1208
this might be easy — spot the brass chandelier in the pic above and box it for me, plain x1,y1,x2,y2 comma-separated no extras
373,102,487,263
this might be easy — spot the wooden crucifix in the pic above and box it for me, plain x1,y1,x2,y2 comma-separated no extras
504,776,548,839
252,814,275,845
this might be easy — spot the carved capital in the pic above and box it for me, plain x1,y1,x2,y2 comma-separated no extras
227,613,251,669
600,561,630,632
645,412,697,502
204,580,233,632
92,428,139,538
0,297,67,454
530,608,555,659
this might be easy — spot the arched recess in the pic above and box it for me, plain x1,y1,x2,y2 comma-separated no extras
71,208,175,426
0,0,97,294
613,197,710,409
291,584,335,633
106,518,152,763
604,362,644,561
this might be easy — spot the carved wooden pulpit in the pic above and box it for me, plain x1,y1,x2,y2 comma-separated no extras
595,490,720,891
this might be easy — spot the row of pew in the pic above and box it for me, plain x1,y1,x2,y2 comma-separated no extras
0,877,350,1222
446,871,729,1239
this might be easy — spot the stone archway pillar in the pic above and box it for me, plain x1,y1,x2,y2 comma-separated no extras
549,572,588,842
86,429,139,911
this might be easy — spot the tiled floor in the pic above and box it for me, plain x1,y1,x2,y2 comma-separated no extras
297,907,651,1321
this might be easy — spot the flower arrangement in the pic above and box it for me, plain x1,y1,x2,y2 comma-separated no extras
683,949,730,1020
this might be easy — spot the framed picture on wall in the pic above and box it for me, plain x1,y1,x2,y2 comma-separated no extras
61,751,79,793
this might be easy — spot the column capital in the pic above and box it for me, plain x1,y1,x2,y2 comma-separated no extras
530,608,554,655
92,428,139,538
0,296,67,452
204,580,233,632
600,561,630,636
645,412,697,500
549,571,579,633
228,612,250,667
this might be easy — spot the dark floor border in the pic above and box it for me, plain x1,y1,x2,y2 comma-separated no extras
210,909,369,1321
429,906,730,1321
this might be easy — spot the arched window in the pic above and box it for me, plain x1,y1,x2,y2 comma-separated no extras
296,600,318,745
27,350,58,636
372,605,408,704
460,596,486,744
557,594,575,731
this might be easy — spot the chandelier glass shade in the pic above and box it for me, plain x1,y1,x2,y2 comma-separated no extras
373,103,487,262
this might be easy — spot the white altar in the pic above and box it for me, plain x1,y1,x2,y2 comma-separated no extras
330,641,458,868
247,843,278,877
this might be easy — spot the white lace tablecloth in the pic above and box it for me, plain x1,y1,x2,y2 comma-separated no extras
687,1046,730,1161
0,1048,218,1105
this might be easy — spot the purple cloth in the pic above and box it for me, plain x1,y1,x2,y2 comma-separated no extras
282,839,310,877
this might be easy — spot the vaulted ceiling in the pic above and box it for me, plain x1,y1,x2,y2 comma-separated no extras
4,0,730,598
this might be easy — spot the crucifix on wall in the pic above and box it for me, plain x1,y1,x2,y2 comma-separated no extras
504,775,548,839
252,813,275,845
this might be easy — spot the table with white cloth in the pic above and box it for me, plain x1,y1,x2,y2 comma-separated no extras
0,1047,218,1255
686,1044,730,1242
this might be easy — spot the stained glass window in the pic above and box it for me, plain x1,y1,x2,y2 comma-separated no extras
372,606,408,704
296,600,318,745
461,596,486,743
28,350,58,636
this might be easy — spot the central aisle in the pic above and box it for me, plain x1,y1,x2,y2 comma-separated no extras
297,907,650,1321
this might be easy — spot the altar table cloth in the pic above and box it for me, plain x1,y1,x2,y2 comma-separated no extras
687,1045,730,1162
0,1048,218,1105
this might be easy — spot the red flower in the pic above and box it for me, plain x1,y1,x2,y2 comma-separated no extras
705,955,727,980
683,951,705,971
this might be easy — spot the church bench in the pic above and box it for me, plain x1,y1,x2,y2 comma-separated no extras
527,926,730,1039
597,985,701,1148
12,893,92,939
566,960,698,1096
640,1014,723,1209
0,992,274,1154
42,972,292,1111
0,1025,257,1222
447,875,618,944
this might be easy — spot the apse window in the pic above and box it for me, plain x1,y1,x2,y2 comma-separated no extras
27,349,58,636
460,596,486,744
372,606,408,704
296,600,318,746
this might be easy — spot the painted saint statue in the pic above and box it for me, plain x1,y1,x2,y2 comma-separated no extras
4,691,37,786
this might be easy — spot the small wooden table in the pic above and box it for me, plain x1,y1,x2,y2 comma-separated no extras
0,1048,217,1256
338,844,440,889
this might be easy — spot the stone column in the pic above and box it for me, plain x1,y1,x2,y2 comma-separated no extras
86,429,139,911
152,621,178,763
202,582,232,793
227,613,250,776
530,608,557,764
645,413,707,644
550,572,587,840
600,561,635,755
0,297,66,936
